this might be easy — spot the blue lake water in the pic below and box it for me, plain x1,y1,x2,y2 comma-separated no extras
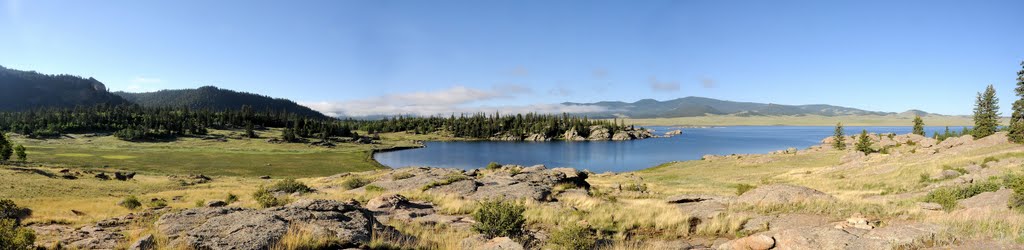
374,126,964,173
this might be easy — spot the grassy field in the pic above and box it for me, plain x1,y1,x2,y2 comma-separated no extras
8,129,428,178
624,114,996,126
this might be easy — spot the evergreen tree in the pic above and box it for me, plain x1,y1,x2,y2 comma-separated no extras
912,116,925,136
0,145,10,162
1010,61,1024,143
13,145,25,162
244,121,257,138
855,129,873,154
973,84,1000,139
832,123,846,150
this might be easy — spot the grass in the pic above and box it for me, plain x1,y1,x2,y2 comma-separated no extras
8,128,418,178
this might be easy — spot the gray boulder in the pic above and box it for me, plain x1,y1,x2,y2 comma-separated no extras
735,184,835,206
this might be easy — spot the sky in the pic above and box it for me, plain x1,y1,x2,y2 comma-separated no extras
1,0,1022,116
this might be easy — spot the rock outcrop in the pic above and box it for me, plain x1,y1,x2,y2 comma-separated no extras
361,167,589,202
736,184,835,205
156,199,385,249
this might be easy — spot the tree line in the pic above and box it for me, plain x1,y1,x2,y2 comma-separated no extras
0,104,629,142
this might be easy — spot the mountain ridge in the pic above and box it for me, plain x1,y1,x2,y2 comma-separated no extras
115,86,327,118
563,96,935,118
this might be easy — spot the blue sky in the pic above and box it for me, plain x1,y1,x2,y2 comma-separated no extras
1,0,1022,116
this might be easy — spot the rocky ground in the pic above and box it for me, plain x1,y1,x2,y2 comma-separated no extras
14,131,1024,249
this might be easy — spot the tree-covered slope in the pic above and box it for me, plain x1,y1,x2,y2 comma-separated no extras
115,86,326,118
0,66,130,111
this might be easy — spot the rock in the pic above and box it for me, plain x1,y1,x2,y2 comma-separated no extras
665,129,683,136
259,175,271,179
718,235,774,250
128,234,156,250
114,172,136,181
95,172,110,180
367,194,409,210
587,125,611,140
666,194,733,204
611,131,634,141
835,213,876,230
735,184,835,205
478,237,525,250
205,200,228,207
741,214,830,234
956,188,1013,212
520,165,547,173
524,133,550,141
563,129,586,141
183,211,289,249
936,170,961,179
159,199,382,249
917,202,943,211
426,179,480,196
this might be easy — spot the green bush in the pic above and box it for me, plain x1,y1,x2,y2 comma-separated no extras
0,219,35,250
119,196,142,210
195,199,205,208
253,187,290,208
225,193,239,204
487,162,502,170
735,184,756,195
342,177,370,190
983,156,999,164
0,200,31,225
472,200,526,238
622,182,648,192
365,185,386,192
549,224,597,250
421,174,470,191
391,172,415,180
923,181,1001,211
268,179,312,194
148,199,168,209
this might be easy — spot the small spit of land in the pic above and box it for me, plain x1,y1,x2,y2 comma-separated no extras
3,128,1024,249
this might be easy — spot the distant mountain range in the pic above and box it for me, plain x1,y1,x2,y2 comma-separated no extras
564,97,934,118
115,86,325,118
0,66,130,111
0,65,325,118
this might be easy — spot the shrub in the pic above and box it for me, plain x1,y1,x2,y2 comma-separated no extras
253,187,290,208
269,179,312,194
365,185,386,193
923,181,1001,211
942,165,968,175
0,219,35,249
342,178,370,190
421,174,470,191
472,200,526,238
549,224,597,250
487,162,502,170
919,173,932,183
735,184,756,195
119,196,142,210
622,182,648,192
0,200,31,225
983,156,999,164
148,199,168,209
391,172,415,180
195,199,205,208
226,193,239,204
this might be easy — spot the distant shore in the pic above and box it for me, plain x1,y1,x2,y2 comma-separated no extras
624,114,1002,127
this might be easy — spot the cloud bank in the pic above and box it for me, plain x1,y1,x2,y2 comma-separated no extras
303,85,606,117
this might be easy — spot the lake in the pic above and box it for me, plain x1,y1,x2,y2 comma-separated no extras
374,126,964,173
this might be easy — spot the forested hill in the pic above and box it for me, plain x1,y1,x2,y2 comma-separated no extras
115,86,326,118
563,96,894,118
0,66,130,111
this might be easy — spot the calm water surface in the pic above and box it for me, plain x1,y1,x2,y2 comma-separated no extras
374,126,960,173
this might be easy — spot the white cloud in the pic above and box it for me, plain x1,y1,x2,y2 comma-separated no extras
302,85,606,117
649,77,680,92
132,76,163,84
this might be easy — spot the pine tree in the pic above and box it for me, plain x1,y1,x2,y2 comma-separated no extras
14,144,25,162
245,121,257,138
0,145,11,162
855,129,873,154
973,84,1000,139
832,123,846,150
1010,61,1024,143
912,116,925,136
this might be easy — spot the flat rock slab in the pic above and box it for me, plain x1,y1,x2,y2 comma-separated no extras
736,184,835,206
956,188,1012,213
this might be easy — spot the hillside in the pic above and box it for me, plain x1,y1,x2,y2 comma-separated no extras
565,96,897,118
115,86,326,118
0,66,130,111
